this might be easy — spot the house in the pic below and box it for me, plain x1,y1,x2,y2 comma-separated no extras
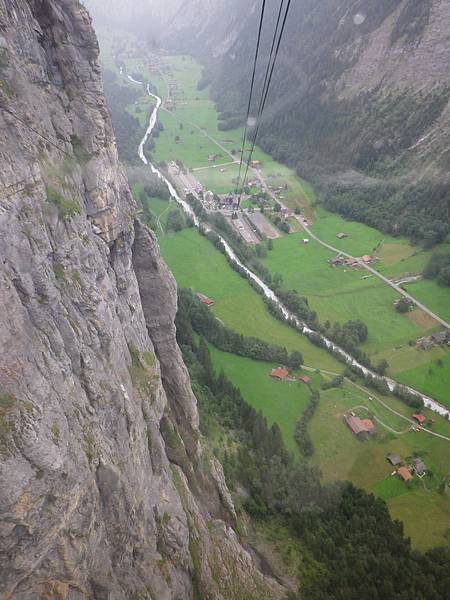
412,413,426,425
346,415,375,437
251,160,262,168
270,367,289,381
361,255,372,264
345,257,357,267
336,232,347,239
431,331,449,344
208,154,215,162
329,255,343,266
298,375,311,384
412,457,427,477
196,293,215,307
397,466,413,483
416,336,434,350
387,453,402,466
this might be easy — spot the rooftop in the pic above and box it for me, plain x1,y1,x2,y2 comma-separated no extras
271,367,289,380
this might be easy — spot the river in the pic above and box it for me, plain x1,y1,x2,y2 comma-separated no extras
129,75,449,421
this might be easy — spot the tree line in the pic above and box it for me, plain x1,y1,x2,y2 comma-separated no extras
175,294,450,599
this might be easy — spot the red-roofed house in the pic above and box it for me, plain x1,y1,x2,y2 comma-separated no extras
346,415,375,438
298,375,311,384
397,467,413,483
270,367,289,381
361,419,375,432
412,413,426,425
196,293,215,307
361,255,372,264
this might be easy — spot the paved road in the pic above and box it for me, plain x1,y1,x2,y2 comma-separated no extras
295,217,450,329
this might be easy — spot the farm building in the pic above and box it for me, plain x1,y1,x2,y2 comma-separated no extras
344,257,358,267
397,467,413,483
298,375,311,384
361,255,372,264
345,415,375,437
386,453,402,466
416,336,434,350
336,232,347,239
412,458,427,477
251,160,262,168
196,293,215,307
412,413,426,425
329,255,343,266
270,367,289,381
431,330,449,344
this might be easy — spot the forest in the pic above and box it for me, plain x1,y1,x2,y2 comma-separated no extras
176,289,450,600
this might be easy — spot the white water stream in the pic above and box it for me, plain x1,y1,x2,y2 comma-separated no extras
131,77,449,420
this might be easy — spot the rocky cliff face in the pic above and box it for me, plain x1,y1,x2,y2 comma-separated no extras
0,2,283,598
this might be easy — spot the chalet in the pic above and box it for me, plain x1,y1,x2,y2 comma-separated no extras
346,415,375,437
196,293,215,307
251,160,262,169
412,413,426,425
208,154,215,162
345,257,357,267
397,466,413,483
298,375,311,384
336,232,347,239
270,367,289,381
386,453,402,466
361,255,372,264
412,457,427,477
329,255,343,266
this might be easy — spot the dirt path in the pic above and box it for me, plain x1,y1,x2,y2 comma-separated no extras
303,365,450,443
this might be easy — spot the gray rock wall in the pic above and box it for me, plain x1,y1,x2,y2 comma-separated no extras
0,1,284,598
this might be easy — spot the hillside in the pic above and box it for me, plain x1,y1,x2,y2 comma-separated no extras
189,0,450,243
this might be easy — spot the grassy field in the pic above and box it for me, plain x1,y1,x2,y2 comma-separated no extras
158,228,342,372
209,346,320,456
261,235,436,350
403,278,450,324
308,385,450,549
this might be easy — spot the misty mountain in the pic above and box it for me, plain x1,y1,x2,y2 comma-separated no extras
167,0,450,243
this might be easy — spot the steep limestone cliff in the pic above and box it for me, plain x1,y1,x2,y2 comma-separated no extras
0,1,284,598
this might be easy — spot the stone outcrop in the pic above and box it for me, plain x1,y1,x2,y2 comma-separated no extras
0,1,284,598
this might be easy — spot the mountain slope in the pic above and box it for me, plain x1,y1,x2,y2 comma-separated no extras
199,0,450,242
0,1,283,597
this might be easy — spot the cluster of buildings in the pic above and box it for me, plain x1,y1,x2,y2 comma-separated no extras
270,368,310,384
387,453,427,482
416,330,450,350
328,254,376,269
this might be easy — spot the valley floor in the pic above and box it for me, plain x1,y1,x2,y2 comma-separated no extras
97,28,450,550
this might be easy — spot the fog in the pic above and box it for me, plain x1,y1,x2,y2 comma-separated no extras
82,0,186,39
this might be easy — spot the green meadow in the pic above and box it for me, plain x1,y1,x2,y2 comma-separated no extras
308,385,450,549
158,228,341,372
208,346,319,456
403,278,450,324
